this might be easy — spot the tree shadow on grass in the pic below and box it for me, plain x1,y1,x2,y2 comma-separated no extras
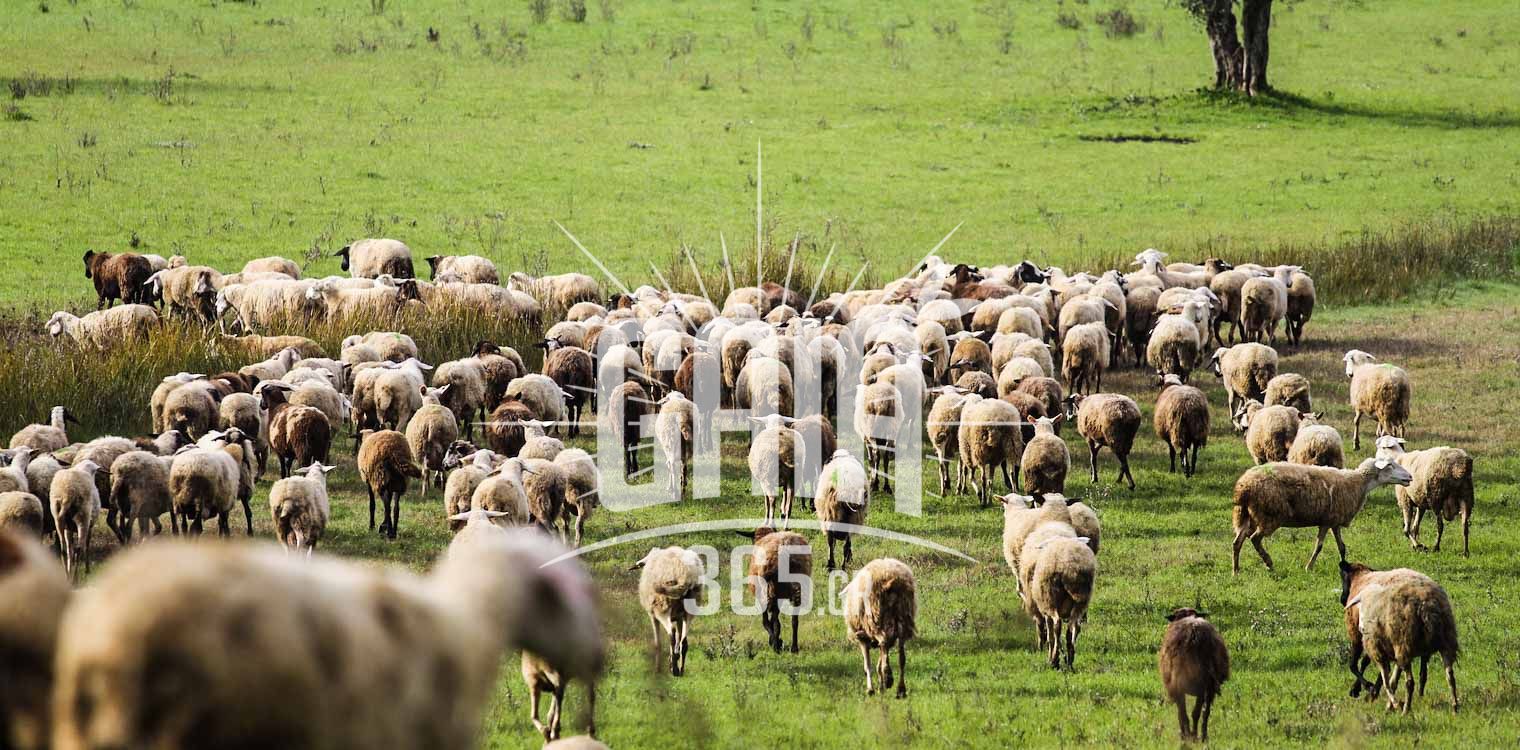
1198,87,1520,130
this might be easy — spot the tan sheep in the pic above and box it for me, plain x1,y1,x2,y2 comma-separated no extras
1158,608,1230,741
1019,520,1096,669
9,406,78,453
1264,372,1312,413
1285,268,1316,346
1060,321,1110,396
50,460,103,578
0,492,45,537
334,237,413,278
1235,400,1300,464
406,386,460,498
1289,413,1344,468
269,463,336,554
843,558,917,698
358,429,421,539
634,546,705,677
1375,437,1473,556
1239,272,1287,344
1339,561,1459,713
1231,458,1412,573
748,415,804,526
1344,350,1412,450
1153,375,1209,477
553,448,598,546
109,450,174,541
1019,416,1068,496
956,396,1024,507
47,305,159,348
1066,393,1140,489
1211,342,1278,416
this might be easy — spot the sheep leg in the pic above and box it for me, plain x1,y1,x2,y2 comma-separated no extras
1249,531,1274,571
1349,644,1371,697
389,490,401,539
1331,526,1349,563
1231,526,1248,574
1000,462,1013,492
528,682,546,738
937,454,949,496
218,511,230,538
1189,444,1201,478
1401,662,1415,715
1175,698,1191,740
1381,663,1402,712
367,485,377,532
82,521,93,573
549,682,567,739
677,620,690,675
1461,506,1471,557
1189,692,1204,739
896,639,907,699
826,535,838,571
1118,452,1135,490
844,534,853,568
1168,444,1177,474
1305,527,1329,570
648,614,663,671
574,509,586,548
1064,620,1077,669
1445,657,1459,712
1418,655,1429,697
1352,411,1363,451
242,496,254,535
59,522,74,579
791,610,800,653
585,681,598,737
1087,440,1100,483
1047,617,1061,668
859,642,875,695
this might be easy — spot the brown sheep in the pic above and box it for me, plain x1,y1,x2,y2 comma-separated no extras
743,527,813,654
472,340,522,410
843,558,917,698
1153,375,1210,477
954,370,997,399
601,381,653,478
1158,608,1230,741
357,429,419,539
0,530,72,750
542,342,594,437
1065,393,1140,490
259,383,332,478
83,250,153,308
1015,376,1065,432
485,398,535,458
1339,561,1459,714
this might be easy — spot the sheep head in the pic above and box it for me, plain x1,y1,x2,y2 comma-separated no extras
332,245,351,271
1338,560,1375,606
1165,607,1208,622
1373,435,1407,459
1209,348,1229,377
1342,349,1376,377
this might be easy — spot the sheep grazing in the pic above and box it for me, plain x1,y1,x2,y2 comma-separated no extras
957,396,1024,507
1339,561,1459,714
1230,457,1413,573
269,463,336,554
634,546,706,676
1375,437,1473,556
601,380,652,478
425,254,498,284
1065,393,1140,490
843,558,917,698
815,449,869,570
1344,350,1412,450
506,374,570,431
508,271,601,310
0,492,45,536
47,305,158,347
744,527,813,653
1060,321,1110,396
109,450,173,541
83,249,153,307
1211,343,1278,416
0,530,71,750
259,382,333,478
1153,375,1209,477
1235,400,1300,464
749,415,804,526
407,385,460,498
1019,519,1096,669
334,237,414,278
656,392,696,495
358,429,421,539
50,459,103,578
1020,416,1069,496
51,529,602,750
10,406,78,453
1158,608,1230,741
1263,372,1312,413
1288,413,1344,468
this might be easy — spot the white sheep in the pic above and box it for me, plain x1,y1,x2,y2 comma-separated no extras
1344,350,1412,450
1231,458,1413,573
9,406,77,453
47,305,158,347
269,463,337,554
334,237,414,278
1375,437,1473,556
843,558,917,698
634,546,706,677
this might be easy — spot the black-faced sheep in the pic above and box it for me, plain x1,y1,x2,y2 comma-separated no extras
334,237,414,279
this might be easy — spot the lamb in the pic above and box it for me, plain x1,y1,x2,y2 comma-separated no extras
1339,561,1459,714
1158,608,1230,741
46,305,158,347
406,386,460,497
749,415,804,526
358,429,421,539
1375,437,1473,556
82,249,153,307
1289,413,1344,468
1344,350,1412,450
50,528,602,750
744,527,813,653
1019,519,1096,669
543,343,595,436
1235,400,1300,464
108,450,174,541
1020,416,1069,496
1060,321,1110,396
1285,268,1316,346
634,546,706,677
50,459,103,578
1264,372,1312,413
957,397,1024,506
1146,304,1204,383
554,448,599,545
508,271,601,310
1211,342,1278,416
1066,393,1140,489
334,237,414,278
1153,375,1210,477
843,558,917,698
10,406,78,453
425,254,498,284
269,463,336,554
0,531,71,750
1230,458,1413,573
259,382,333,478
0,492,45,536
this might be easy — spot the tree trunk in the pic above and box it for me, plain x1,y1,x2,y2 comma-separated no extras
1240,0,1273,96
1204,0,1244,90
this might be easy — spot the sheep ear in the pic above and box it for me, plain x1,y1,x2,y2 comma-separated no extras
1075,536,1091,546
1374,458,1390,470
1345,595,1362,610
448,511,472,522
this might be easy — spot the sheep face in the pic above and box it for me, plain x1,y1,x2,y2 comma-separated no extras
333,245,351,271
1165,607,1209,622
1338,560,1374,606
46,313,69,338
1369,457,1414,487
1373,436,1407,459
1342,350,1376,377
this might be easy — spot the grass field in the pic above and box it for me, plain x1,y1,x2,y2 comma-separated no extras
3,0,1519,306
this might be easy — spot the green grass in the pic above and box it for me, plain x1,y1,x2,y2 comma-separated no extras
16,282,1519,748
3,1,1519,307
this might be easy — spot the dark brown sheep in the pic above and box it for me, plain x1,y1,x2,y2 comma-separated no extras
791,414,836,503
1000,390,1046,445
472,340,522,411
1015,376,1065,433
760,281,805,313
83,250,153,309
954,370,997,399
259,383,332,478
1153,376,1210,478
356,429,419,539
485,398,535,457
742,527,813,654
1158,608,1230,741
541,343,594,437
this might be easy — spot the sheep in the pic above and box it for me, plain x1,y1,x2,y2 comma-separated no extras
655,392,696,495
1264,372,1312,413
996,304,1045,341
425,254,498,284
307,276,423,321
553,448,598,545
358,429,421,539
996,357,1046,399
1146,305,1204,383
601,380,652,478
23,453,64,539
926,387,971,496
855,381,904,494
375,358,435,432
218,392,267,476
508,271,601,310
0,445,31,494
259,382,333,478
46,305,158,347
749,415,804,526
443,447,495,531
147,265,222,321
946,331,993,381
1375,437,1473,556
1236,400,1300,464
1060,321,1110,395
0,492,45,536
0,530,71,750
745,527,813,653
346,330,419,363
1239,272,1287,344
843,558,917,698
1057,296,1110,341
1211,343,1278,416
429,358,487,440
1158,608,1230,741
484,397,535,459
239,346,301,384
50,459,102,578
268,463,336,555
50,528,601,750
407,386,461,498
1125,285,1162,366
1066,393,1140,490
634,546,705,677
1020,416,1069,496
954,370,997,399
736,353,795,418
473,341,523,410
1147,375,1209,478
1289,413,1344,468
1345,350,1412,450
161,377,220,440
10,406,78,453
957,396,1024,507
1019,520,1096,669
173,430,256,537
108,450,173,541
814,449,869,570
1339,561,1459,713
518,458,568,539
289,381,349,434
82,249,153,307
470,462,532,526
1231,458,1413,573
228,332,326,360
1285,268,1316,346
506,374,569,428
334,237,414,278
543,343,594,436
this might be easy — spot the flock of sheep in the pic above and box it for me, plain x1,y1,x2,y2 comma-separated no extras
0,239,1479,746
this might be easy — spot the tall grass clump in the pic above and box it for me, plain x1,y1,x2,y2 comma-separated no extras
659,239,875,307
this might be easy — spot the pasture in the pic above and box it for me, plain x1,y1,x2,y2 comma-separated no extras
4,2,1520,749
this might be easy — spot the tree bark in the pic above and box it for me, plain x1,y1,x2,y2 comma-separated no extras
1203,0,1244,90
1240,0,1273,96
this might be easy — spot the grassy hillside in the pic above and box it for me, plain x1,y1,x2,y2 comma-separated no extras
3,0,1518,306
